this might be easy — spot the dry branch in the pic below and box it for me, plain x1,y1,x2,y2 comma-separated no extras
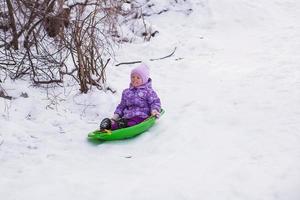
0,86,12,100
115,60,142,66
150,47,177,61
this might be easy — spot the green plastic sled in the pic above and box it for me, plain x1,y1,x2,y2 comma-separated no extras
88,109,164,141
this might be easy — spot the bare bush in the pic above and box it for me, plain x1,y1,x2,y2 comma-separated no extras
0,0,128,93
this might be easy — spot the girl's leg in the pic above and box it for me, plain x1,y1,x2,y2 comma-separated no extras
111,117,146,130
111,120,119,130
111,118,128,130
127,116,146,127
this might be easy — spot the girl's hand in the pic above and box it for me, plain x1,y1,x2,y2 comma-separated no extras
111,114,120,121
151,110,160,118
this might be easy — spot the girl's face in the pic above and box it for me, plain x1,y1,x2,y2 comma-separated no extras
131,73,143,87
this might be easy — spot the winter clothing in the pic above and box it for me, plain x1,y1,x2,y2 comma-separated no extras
131,63,150,85
111,118,128,130
112,114,120,120
111,116,145,130
99,63,161,132
114,78,161,120
100,118,112,131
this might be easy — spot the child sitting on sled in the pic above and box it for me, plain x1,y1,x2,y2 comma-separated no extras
99,63,161,131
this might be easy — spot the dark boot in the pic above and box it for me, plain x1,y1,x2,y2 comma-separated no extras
116,118,128,129
100,118,112,131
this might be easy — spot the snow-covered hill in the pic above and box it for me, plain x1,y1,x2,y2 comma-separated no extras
1,0,300,199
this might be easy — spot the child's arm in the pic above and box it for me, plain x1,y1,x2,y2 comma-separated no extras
114,90,127,118
148,89,161,115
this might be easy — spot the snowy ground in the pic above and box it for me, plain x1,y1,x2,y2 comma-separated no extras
1,0,300,199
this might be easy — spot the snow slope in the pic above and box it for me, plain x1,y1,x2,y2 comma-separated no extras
1,0,300,199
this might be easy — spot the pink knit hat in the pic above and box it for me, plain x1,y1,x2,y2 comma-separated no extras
131,63,150,84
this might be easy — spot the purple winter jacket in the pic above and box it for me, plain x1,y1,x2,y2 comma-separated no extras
114,79,161,119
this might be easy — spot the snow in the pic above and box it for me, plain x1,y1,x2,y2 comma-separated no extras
1,0,300,199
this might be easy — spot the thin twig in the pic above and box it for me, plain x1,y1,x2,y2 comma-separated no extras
106,86,116,94
115,61,142,66
0,85,12,100
150,47,177,61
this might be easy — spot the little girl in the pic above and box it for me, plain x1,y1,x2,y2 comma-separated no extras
100,63,161,131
